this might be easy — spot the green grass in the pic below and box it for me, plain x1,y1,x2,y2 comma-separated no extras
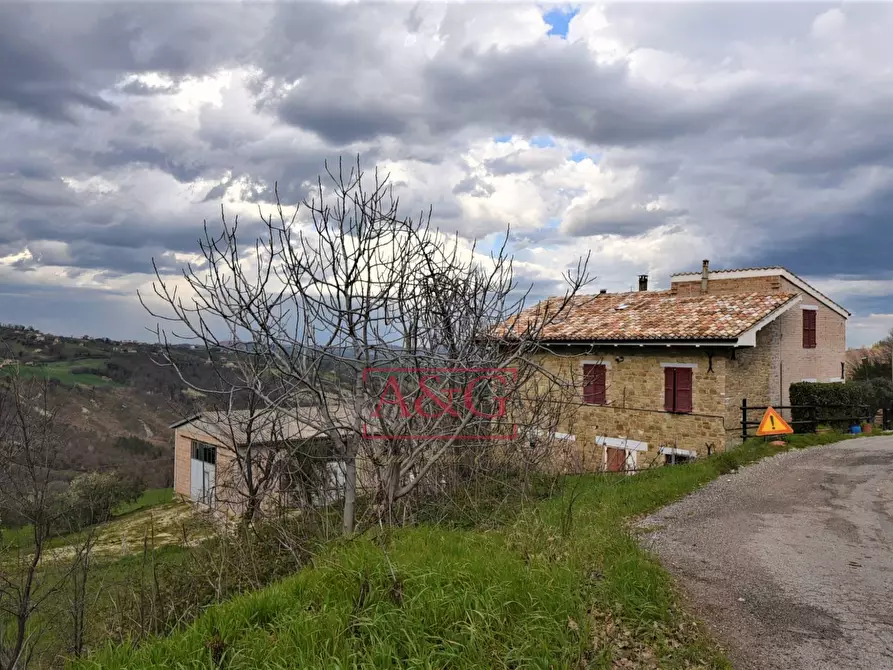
0,358,121,387
75,433,862,669
115,488,174,516
1,488,174,552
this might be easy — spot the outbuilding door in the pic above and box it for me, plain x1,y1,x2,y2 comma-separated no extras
189,441,217,505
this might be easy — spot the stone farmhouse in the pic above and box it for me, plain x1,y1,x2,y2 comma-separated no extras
522,262,848,471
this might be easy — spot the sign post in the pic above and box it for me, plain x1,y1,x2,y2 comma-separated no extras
756,407,794,437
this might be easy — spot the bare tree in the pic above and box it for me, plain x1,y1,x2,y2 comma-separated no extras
143,158,591,533
0,374,92,669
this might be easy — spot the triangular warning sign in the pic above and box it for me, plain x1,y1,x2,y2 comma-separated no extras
756,406,794,436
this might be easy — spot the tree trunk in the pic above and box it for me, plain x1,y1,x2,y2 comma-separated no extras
342,453,357,535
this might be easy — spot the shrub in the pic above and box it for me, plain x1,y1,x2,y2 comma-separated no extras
851,378,893,418
790,382,872,432
60,471,146,529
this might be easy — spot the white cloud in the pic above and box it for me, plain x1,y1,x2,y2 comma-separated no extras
0,1,890,346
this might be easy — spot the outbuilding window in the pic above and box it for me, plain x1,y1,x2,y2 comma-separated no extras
802,309,817,348
663,367,693,414
582,363,607,405
191,440,217,465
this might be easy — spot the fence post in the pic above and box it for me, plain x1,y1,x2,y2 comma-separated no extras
810,405,818,434
741,398,748,441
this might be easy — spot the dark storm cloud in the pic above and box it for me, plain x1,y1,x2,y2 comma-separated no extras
741,188,893,279
0,2,268,122
86,144,209,183
0,178,77,208
0,22,114,121
278,97,410,144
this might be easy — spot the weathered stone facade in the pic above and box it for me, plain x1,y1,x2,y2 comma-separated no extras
541,346,728,466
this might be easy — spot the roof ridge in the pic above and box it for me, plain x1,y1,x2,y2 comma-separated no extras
670,265,786,276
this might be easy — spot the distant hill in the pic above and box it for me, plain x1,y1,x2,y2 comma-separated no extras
0,324,236,488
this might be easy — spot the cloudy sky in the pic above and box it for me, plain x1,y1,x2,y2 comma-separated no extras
0,2,891,346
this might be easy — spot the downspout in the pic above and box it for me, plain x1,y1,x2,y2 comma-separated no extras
780,360,784,409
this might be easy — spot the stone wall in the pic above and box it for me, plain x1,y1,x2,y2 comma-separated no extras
173,425,230,499
172,425,237,514
775,277,847,402
539,345,730,465
723,319,782,444
174,423,374,519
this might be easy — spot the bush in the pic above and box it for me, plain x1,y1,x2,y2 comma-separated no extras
790,382,872,432
60,471,146,530
851,378,893,418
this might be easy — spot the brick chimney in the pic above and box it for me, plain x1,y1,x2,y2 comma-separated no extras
638,274,648,292
700,259,710,294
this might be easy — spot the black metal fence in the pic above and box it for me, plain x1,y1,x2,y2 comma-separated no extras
740,398,874,440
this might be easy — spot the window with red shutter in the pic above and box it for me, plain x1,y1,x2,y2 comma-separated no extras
664,368,675,412
802,310,817,348
664,366,694,414
583,363,607,405
675,368,693,413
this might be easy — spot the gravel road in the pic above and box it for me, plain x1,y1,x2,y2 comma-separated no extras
640,436,893,670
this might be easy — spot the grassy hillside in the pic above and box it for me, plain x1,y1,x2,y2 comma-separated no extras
1,489,175,552
1,489,209,668
77,433,861,670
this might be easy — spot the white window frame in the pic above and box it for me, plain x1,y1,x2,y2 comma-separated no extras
530,429,576,442
658,446,697,458
596,436,648,475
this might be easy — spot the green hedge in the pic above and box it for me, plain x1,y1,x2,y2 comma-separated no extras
789,381,874,432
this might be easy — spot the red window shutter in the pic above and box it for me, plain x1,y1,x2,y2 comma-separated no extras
802,311,809,347
583,364,596,404
803,310,817,348
675,368,693,413
664,367,675,412
593,364,606,405
583,364,607,405
809,311,817,347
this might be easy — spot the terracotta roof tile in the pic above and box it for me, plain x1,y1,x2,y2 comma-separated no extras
499,291,798,342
